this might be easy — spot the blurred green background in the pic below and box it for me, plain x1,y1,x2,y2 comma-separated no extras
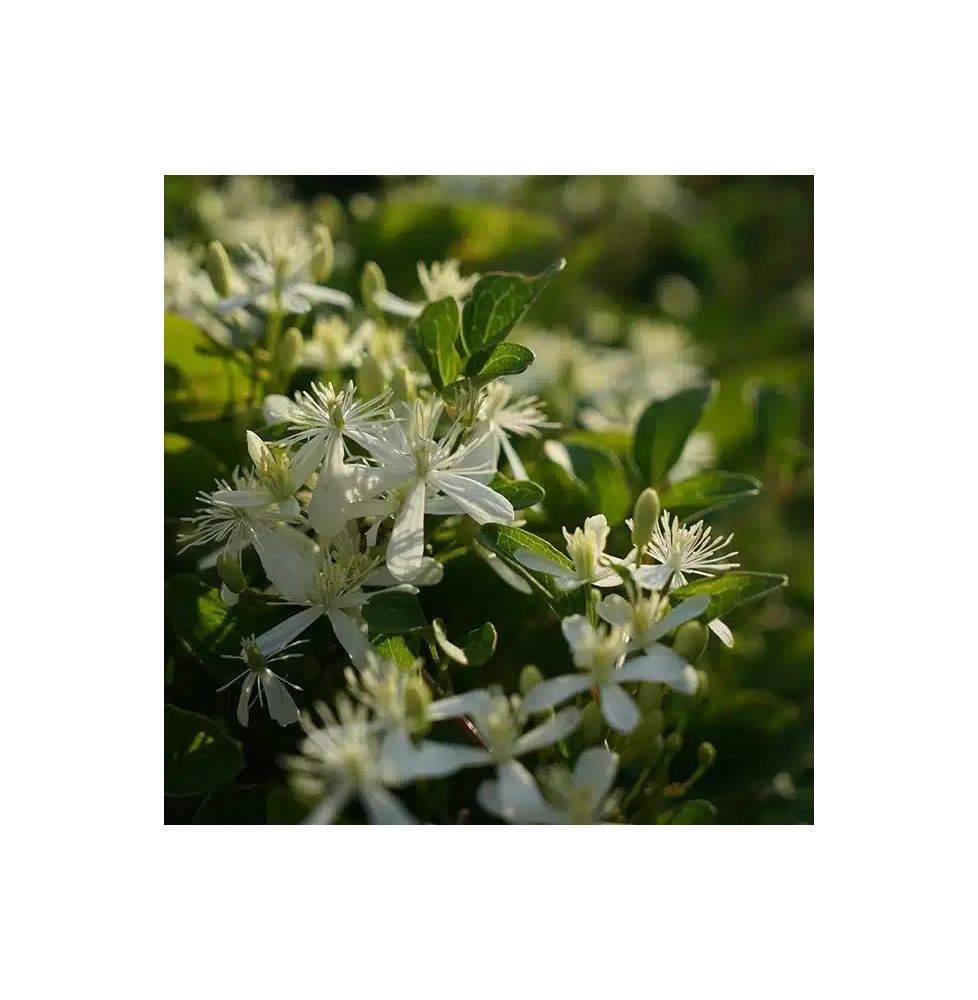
165,175,813,823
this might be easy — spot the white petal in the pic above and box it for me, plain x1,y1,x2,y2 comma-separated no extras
476,780,503,818
386,480,427,580
255,607,324,658
405,739,489,780
499,433,529,482
427,689,493,722
280,290,312,314
596,594,634,627
263,675,300,726
288,435,326,490
215,293,257,314
709,618,734,648
262,394,296,424
326,609,373,668
598,684,641,733
360,786,417,825
482,551,533,594
210,488,276,507
513,707,581,755
573,747,619,800
560,614,593,651
513,548,577,585
251,524,318,602
432,473,514,525
236,674,256,726
496,761,549,822
617,646,696,693
292,283,354,309
583,514,609,550
646,594,711,642
220,584,239,607
372,289,424,318
521,674,591,713
633,564,674,590
304,784,352,824
246,430,272,469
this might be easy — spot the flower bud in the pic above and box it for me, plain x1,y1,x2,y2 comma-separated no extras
697,742,716,769
391,364,416,404
360,261,386,317
673,621,709,663
620,712,665,766
664,732,683,755
310,225,334,283
206,240,233,297
217,553,248,594
275,326,304,373
519,664,544,696
637,683,664,713
405,678,432,736
631,487,661,550
357,352,387,400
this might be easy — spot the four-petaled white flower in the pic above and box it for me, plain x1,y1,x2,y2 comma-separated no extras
477,748,622,824
522,609,703,733
596,590,710,657
217,634,303,727
513,514,621,591
359,398,515,580
373,259,479,319
475,382,558,481
211,430,321,508
629,510,739,647
216,235,353,315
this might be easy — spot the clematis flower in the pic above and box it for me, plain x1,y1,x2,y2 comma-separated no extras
595,590,710,654
521,613,703,733
474,381,558,481
477,748,622,824
513,514,621,591
373,259,479,319
215,234,353,315
628,510,739,647
358,398,515,580
253,535,417,668
210,431,321,508
217,635,303,727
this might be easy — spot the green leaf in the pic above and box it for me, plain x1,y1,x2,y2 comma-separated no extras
164,574,240,672
459,259,565,357
658,471,762,521
704,689,801,734
475,523,585,616
164,432,227,518
165,706,244,797
362,590,429,635
164,313,252,418
564,443,631,525
372,634,418,669
462,623,497,666
665,799,717,824
633,384,715,486
754,383,801,454
463,341,536,381
406,296,462,390
489,474,545,510
670,572,788,621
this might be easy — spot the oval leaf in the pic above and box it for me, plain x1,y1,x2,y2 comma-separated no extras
459,259,565,357
659,471,762,521
462,623,498,666
165,705,244,797
564,443,631,525
633,384,715,486
362,590,429,635
670,572,788,621
406,296,462,390
489,474,545,510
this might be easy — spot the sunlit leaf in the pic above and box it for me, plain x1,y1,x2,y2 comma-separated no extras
670,572,787,620
633,384,714,486
165,705,243,797
659,471,762,521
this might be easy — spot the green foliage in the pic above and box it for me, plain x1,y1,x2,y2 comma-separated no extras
459,259,565,357
563,442,631,525
362,591,429,635
462,623,498,666
670,571,788,621
165,574,240,674
663,799,718,824
164,433,226,517
633,384,714,486
659,470,762,521
407,296,462,390
372,634,417,668
165,706,244,797
489,474,545,509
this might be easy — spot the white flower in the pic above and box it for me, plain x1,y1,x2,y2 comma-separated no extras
253,535,416,668
215,234,353,315
286,699,419,824
210,431,321,507
360,398,515,580
522,612,702,733
596,590,710,656
477,748,621,824
180,468,302,569
299,316,373,371
475,382,557,481
373,259,479,319
456,688,581,766
629,510,739,647
513,514,621,591
217,635,302,727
